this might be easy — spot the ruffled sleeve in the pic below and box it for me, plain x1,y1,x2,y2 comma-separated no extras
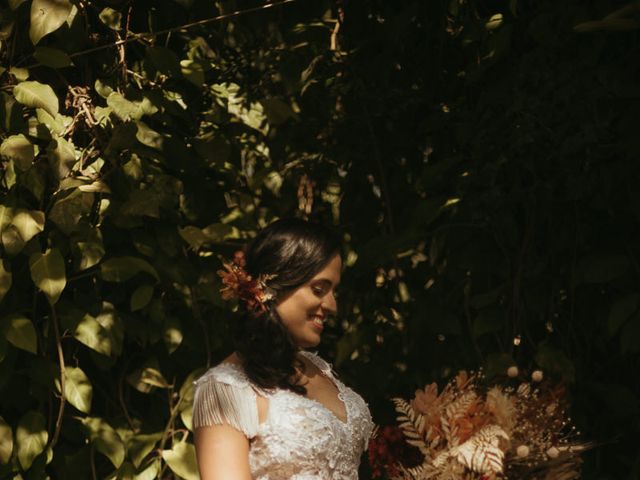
192,364,260,439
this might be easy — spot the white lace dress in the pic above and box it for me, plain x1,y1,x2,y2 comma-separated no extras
192,351,374,479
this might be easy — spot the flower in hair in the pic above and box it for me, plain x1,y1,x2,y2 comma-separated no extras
217,251,275,314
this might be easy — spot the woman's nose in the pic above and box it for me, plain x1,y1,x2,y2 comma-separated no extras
322,292,337,314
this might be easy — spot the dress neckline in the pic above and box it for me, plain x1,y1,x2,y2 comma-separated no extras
220,352,351,426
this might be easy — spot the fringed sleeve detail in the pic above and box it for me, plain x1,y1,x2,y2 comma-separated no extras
192,372,259,439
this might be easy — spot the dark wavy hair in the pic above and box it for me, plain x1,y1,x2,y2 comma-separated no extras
233,218,341,394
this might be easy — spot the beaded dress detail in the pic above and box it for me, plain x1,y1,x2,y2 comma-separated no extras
192,351,374,479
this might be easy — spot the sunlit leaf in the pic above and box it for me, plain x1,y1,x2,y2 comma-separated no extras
127,432,162,468
29,0,73,44
106,92,143,121
163,316,183,354
49,190,93,235
0,260,12,302
486,13,504,30
10,209,45,242
13,81,59,116
69,313,113,356
73,228,105,271
63,367,92,414
98,7,121,30
16,411,47,470
81,417,125,468
48,136,77,179
161,441,198,480
29,248,66,305
0,134,34,171
1,315,37,354
0,416,12,464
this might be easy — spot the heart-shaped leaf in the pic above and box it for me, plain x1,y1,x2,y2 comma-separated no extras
81,417,125,468
0,416,13,464
63,367,92,414
29,248,66,304
0,134,35,171
13,81,58,116
16,411,48,470
1,315,37,354
161,441,198,480
29,0,73,44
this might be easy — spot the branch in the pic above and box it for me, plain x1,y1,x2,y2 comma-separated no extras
49,304,66,449
24,0,298,69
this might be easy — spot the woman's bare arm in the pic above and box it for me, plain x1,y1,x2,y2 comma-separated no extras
194,424,252,480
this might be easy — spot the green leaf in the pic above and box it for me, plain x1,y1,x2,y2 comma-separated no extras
180,59,204,87
146,46,181,77
0,260,12,302
9,0,27,10
10,209,45,242
163,316,183,354
37,108,69,135
609,293,639,337
13,81,59,116
178,226,209,251
81,417,125,468
161,442,198,480
63,366,92,414
16,411,47,470
98,7,121,30
106,92,144,121
135,458,160,480
100,257,159,282
0,134,35,171
486,13,504,30
73,227,105,271
29,248,66,304
0,416,12,464
127,432,162,469
1,315,37,354
130,284,154,311
1,225,24,255
135,121,163,150
261,97,296,126
48,136,77,178
127,361,171,393
69,313,113,356
33,46,73,68
49,190,93,235
29,0,73,44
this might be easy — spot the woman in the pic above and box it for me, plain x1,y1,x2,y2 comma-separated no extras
192,218,374,479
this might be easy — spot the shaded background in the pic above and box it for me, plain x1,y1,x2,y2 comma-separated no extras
0,0,639,478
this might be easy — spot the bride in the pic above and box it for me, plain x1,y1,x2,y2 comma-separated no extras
192,218,374,479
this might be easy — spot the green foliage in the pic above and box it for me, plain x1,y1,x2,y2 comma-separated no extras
0,0,638,478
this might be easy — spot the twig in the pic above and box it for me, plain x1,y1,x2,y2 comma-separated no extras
24,0,298,69
90,443,97,480
49,304,66,449
157,389,184,478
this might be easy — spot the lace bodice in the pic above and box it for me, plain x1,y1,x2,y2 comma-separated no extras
192,351,374,479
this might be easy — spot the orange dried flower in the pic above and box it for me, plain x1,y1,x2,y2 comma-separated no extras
217,251,275,314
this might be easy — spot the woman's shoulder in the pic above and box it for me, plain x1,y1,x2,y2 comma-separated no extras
194,353,250,389
298,350,335,377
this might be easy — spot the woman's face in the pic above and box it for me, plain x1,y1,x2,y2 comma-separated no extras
276,253,341,348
